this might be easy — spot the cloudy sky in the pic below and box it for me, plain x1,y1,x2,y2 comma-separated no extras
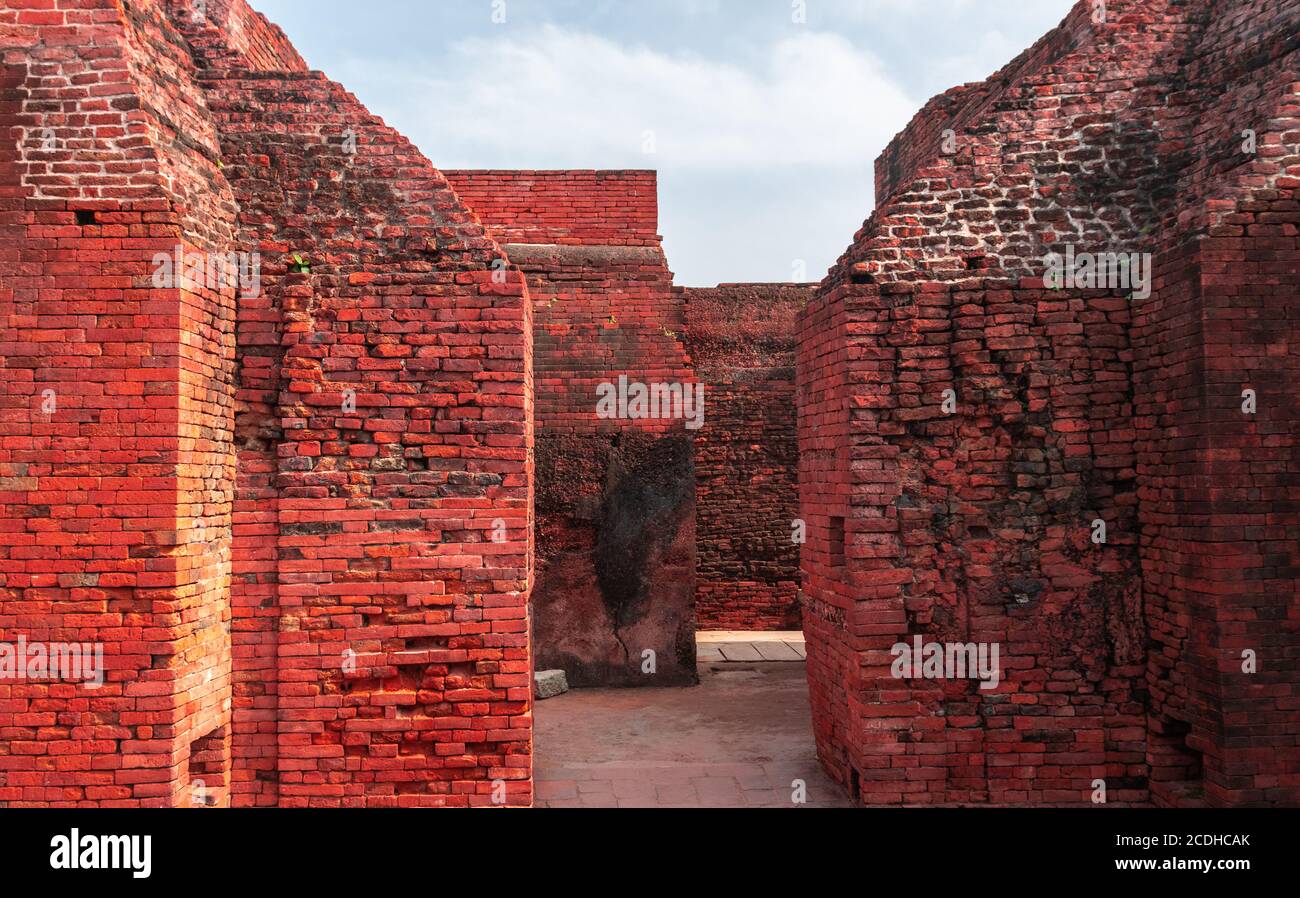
250,0,1077,286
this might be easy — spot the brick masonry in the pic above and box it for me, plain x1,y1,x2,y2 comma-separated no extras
682,283,810,631
1,0,533,807
445,170,698,688
0,0,242,808
0,0,1295,811
798,0,1299,806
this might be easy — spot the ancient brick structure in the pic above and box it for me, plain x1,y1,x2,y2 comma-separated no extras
444,170,698,687
1,0,1295,812
682,283,809,631
798,0,1299,806
1,0,533,807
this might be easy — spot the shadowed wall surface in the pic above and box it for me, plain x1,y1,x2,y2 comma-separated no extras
683,283,809,631
799,0,1299,807
445,171,698,688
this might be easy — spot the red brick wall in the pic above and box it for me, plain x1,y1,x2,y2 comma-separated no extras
799,278,1146,805
444,170,659,247
683,284,808,631
1133,0,1300,807
801,0,1299,807
794,281,857,782
873,1,1097,204
446,170,698,687
185,28,534,806
1,0,535,808
835,0,1200,290
0,0,236,806
3,0,1295,812
160,0,307,73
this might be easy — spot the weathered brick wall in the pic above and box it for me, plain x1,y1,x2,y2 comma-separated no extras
445,170,697,687
1,0,535,808
161,0,306,73
682,284,808,631
183,9,535,807
1132,0,1300,808
155,0,308,807
794,281,856,783
445,170,658,247
801,0,1299,806
3,0,1293,812
0,0,236,806
837,1,1204,292
873,1,1098,205
799,278,1146,805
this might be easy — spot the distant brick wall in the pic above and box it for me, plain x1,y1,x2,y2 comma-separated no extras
446,170,698,687
683,284,808,631
444,170,659,247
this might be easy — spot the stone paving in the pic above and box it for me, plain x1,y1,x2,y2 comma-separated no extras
696,629,807,662
534,632,853,808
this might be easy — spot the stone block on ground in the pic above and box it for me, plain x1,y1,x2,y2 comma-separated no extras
535,669,570,700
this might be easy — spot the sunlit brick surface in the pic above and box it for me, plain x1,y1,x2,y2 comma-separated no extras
1,0,533,807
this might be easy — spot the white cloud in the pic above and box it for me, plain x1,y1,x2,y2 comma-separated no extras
256,0,1077,283
351,25,916,172
823,0,1061,20
320,7,1073,284
811,0,1078,94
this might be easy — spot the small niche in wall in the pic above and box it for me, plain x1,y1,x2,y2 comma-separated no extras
74,209,96,226
829,516,846,568
1149,718,1205,803
186,726,229,809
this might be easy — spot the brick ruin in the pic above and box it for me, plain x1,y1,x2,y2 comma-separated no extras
800,0,1298,806
683,283,809,631
1,0,533,807
0,0,1296,808
443,170,699,687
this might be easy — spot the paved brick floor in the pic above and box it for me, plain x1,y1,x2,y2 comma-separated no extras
534,634,852,808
